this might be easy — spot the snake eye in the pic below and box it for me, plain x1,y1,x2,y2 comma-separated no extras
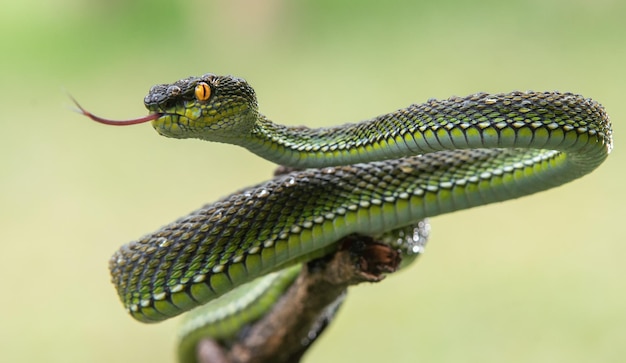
194,82,211,101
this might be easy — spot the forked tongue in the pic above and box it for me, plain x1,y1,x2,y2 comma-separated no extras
71,96,161,126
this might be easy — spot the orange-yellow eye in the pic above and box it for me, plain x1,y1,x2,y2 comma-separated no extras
194,82,211,101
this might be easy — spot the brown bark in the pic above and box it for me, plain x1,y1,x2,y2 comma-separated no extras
196,235,402,363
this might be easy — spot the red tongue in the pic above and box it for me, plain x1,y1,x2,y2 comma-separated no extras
71,96,161,126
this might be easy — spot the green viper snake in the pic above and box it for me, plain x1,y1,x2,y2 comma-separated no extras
78,73,612,362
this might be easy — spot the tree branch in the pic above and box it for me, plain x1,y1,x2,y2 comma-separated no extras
196,235,402,363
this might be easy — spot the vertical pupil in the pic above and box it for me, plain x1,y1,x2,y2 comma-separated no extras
196,83,210,100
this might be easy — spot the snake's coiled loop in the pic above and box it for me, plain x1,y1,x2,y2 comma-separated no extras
104,75,611,327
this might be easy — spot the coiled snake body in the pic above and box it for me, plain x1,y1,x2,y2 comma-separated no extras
79,74,612,361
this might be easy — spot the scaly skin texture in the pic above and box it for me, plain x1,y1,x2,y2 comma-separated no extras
175,221,429,363
109,74,612,324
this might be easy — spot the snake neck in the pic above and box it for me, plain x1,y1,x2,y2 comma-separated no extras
242,92,612,169
245,112,411,168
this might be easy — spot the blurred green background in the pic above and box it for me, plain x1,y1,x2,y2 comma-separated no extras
1,0,624,362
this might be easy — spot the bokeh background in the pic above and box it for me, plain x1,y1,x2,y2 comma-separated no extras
1,0,624,362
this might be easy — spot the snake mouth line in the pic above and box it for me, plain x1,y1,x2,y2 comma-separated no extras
72,96,162,126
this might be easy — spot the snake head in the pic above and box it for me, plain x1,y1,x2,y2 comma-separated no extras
144,74,259,143
76,74,259,145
